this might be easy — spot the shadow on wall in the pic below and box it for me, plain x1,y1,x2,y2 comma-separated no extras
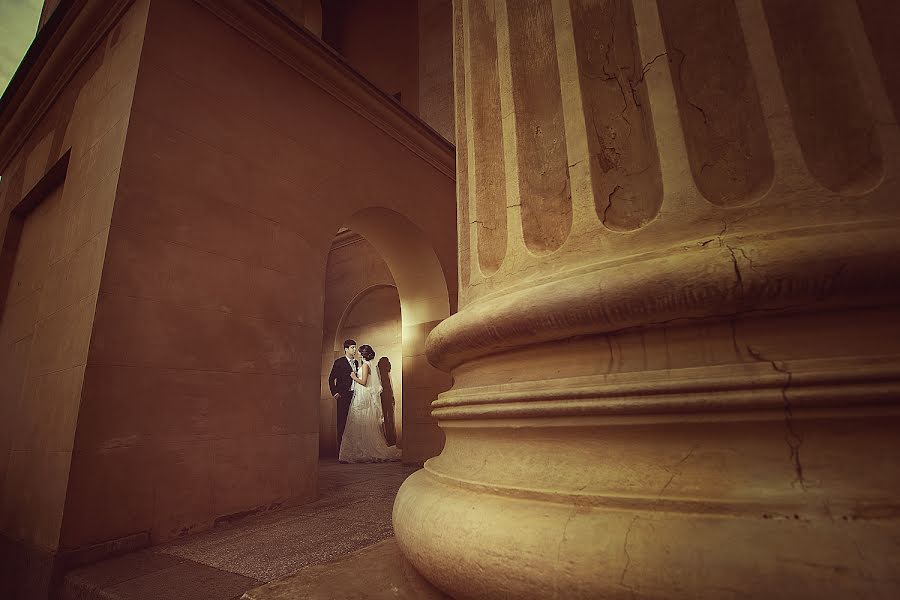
378,356,397,446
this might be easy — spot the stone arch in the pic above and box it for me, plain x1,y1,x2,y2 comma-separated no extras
333,283,403,445
333,283,401,353
334,207,452,462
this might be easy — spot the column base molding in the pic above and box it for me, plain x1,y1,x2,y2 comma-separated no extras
395,468,900,599
396,308,900,598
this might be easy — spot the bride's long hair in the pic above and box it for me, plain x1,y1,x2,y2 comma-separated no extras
358,345,383,395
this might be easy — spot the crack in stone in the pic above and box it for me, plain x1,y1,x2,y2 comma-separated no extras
580,71,617,82
603,185,622,225
583,4,619,83
747,346,807,490
729,319,741,358
614,73,632,126
658,445,699,498
470,220,495,231
604,1,619,81
633,52,668,86
726,243,744,296
605,336,616,373
589,100,629,173
625,50,667,111
585,4,650,179
592,70,632,157
689,100,709,125
620,516,639,589
603,7,618,79
737,248,757,271
716,221,745,297
556,508,577,573
670,46,710,127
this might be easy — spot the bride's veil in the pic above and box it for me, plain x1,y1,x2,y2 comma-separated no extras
366,357,385,427
367,358,384,396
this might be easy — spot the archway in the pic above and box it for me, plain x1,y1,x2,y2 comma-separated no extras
334,284,402,446
320,208,452,464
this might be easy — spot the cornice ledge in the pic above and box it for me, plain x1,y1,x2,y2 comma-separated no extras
0,0,135,169
195,0,456,180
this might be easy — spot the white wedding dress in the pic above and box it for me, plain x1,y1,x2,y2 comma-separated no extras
338,359,401,463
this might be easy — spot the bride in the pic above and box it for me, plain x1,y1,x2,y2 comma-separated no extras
339,344,401,463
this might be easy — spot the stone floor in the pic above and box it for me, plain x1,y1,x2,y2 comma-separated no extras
242,538,448,600
62,460,420,600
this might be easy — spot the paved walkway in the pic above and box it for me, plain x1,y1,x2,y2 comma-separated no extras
63,460,419,600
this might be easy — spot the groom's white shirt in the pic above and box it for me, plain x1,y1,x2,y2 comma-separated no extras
346,356,357,395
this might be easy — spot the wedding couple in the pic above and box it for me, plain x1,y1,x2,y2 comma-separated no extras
328,339,401,463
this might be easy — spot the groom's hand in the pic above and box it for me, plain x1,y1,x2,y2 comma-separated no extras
333,393,340,401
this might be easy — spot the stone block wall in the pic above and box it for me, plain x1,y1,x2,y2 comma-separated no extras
56,0,455,554
0,2,149,595
1,2,455,595
418,0,454,141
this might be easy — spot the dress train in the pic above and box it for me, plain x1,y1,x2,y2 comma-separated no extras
338,359,401,463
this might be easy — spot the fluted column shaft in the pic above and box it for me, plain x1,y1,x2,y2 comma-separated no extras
394,1,900,598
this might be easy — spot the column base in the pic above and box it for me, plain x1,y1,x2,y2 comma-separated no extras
394,308,900,599
395,465,900,599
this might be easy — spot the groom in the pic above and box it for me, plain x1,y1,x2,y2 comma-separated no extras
328,339,358,448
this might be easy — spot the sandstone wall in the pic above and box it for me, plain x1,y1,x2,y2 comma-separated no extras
0,1,148,594
57,0,454,551
418,0,454,141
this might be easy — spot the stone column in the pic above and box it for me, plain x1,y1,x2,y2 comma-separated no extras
393,0,900,598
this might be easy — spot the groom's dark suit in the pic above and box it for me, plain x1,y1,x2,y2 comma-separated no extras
328,356,357,446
